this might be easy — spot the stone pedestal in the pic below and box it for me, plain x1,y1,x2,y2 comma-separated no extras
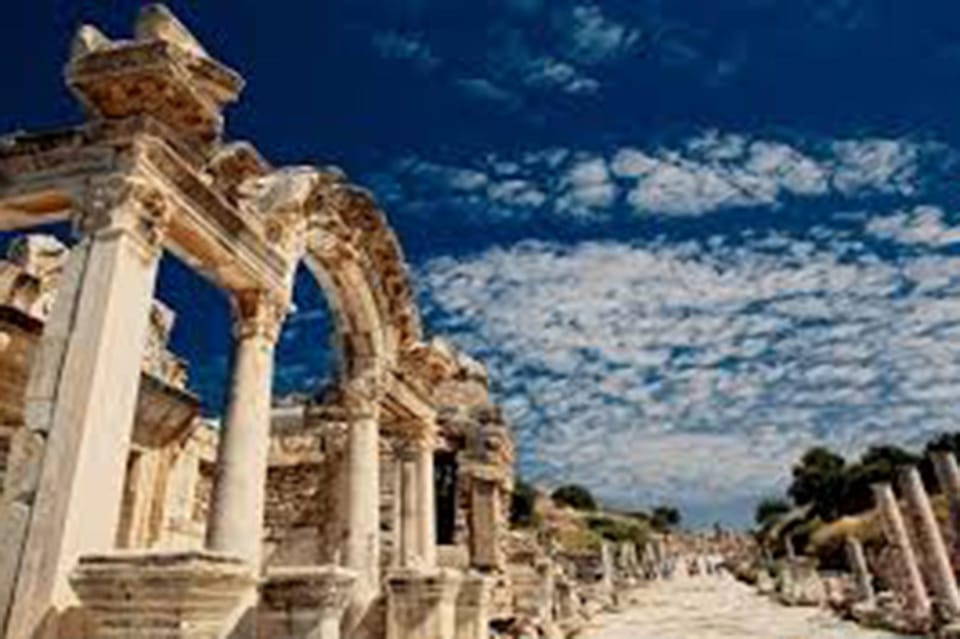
454,572,489,639
386,568,462,639
873,482,931,622
898,466,960,618
258,566,356,639
69,550,255,639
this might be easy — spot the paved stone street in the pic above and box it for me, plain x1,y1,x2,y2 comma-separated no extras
587,575,909,639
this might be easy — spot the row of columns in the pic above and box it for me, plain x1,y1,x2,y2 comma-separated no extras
864,454,960,627
0,175,399,639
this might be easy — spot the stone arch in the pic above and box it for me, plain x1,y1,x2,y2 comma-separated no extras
231,159,423,393
303,177,422,385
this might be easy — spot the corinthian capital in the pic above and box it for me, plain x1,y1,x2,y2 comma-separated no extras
230,290,288,343
76,174,171,260
338,370,384,419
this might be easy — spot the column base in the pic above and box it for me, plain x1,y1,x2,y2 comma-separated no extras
258,565,356,639
455,572,490,639
69,550,255,639
386,568,462,639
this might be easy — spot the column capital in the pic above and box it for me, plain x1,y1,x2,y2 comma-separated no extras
340,372,384,419
76,174,171,261
230,290,287,342
393,435,425,462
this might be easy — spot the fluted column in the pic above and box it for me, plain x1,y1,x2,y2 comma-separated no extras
898,466,960,617
845,536,875,604
416,435,437,567
206,291,285,567
3,175,169,639
873,482,931,621
932,451,960,566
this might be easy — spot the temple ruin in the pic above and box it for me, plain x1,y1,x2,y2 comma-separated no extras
0,6,525,639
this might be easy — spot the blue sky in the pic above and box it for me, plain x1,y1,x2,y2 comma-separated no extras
6,0,960,525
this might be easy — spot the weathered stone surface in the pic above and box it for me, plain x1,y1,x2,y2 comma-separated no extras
386,568,462,639
873,481,931,625
899,465,960,619
70,550,255,639
0,7,524,639
258,565,355,639
454,573,490,639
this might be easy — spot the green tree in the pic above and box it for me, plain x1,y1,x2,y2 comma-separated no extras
551,484,597,511
788,446,847,520
651,505,681,531
586,515,650,547
840,445,920,515
510,478,538,527
755,497,791,529
920,433,960,489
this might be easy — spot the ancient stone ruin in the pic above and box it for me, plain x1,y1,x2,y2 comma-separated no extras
0,6,705,639
0,6,524,639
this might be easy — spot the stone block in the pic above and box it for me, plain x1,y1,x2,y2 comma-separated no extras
257,565,355,639
386,568,462,639
454,572,490,639
69,550,255,639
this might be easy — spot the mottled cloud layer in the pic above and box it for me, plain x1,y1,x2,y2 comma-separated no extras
413,189,960,523
367,133,952,230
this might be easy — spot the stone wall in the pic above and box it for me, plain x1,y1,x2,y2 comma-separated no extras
262,426,346,566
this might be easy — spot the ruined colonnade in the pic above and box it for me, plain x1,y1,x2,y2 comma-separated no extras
0,6,507,639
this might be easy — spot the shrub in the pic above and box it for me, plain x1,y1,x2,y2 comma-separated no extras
551,484,597,511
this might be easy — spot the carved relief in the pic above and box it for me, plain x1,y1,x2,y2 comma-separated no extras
77,174,171,260
230,290,287,343
0,235,68,320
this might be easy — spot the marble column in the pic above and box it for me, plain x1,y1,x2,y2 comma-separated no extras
416,437,437,568
845,536,875,604
898,466,960,617
206,291,285,568
873,482,931,621
932,451,960,565
342,384,381,634
3,176,168,639
399,443,421,568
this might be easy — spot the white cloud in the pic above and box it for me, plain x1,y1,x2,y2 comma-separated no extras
375,132,943,224
831,139,920,197
418,232,960,524
487,179,547,208
866,205,960,247
557,156,617,214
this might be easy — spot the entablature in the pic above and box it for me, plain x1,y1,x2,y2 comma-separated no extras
0,120,289,295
